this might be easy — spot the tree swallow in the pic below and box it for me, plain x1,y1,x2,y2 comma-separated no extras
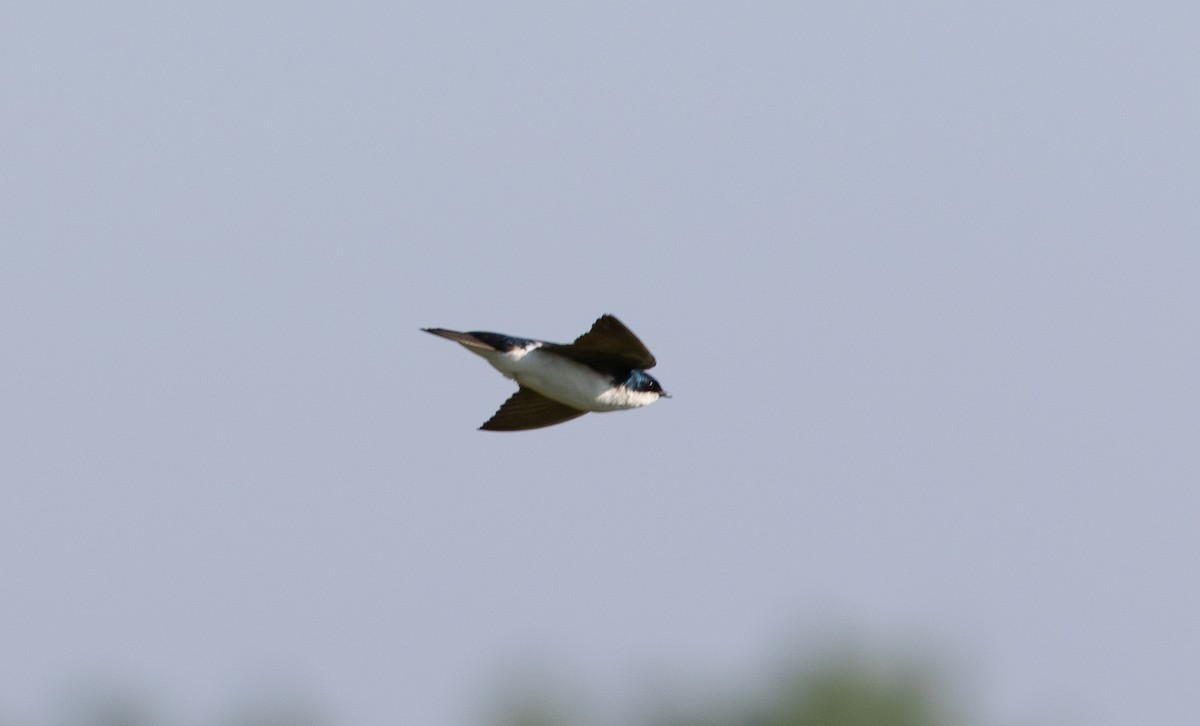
422,314,670,431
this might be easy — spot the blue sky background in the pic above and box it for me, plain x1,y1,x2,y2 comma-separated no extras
3,3,1198,725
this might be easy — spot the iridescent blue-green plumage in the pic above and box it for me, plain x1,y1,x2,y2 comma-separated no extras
622,369,666,395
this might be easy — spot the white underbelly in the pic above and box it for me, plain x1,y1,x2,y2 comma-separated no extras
480,348,646,412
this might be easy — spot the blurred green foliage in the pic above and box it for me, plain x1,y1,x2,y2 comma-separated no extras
492,650,968,726
7,646,977,726
740,658,955,726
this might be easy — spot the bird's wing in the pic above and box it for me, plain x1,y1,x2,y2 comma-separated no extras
480,386,588,431
542,314,656,370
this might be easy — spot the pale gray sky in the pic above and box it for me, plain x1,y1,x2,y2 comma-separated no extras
3,2,1198,725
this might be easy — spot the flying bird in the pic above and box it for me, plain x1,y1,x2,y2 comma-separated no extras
422,314,669,431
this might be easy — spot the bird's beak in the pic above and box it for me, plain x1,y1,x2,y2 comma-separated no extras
660,391,672,399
